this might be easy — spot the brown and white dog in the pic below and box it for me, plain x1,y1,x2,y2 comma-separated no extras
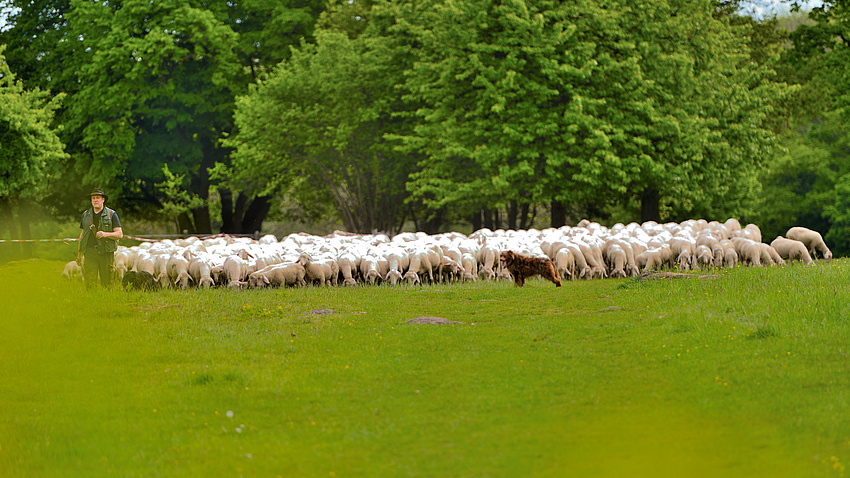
499,250,562,287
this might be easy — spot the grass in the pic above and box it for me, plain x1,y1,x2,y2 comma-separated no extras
1,258,849,477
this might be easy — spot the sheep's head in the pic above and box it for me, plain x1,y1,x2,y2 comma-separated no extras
199,276,215,289
479,268,495,281
366,270,381,284
386,270,403,285
403,271,420,285
296,253,312,266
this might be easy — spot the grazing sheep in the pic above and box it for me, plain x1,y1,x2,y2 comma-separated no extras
552,248,574,281
359,254,384,285
770,236,814,265
636,247,664,274
337,251,359,286
760,243,786,266
113,248,134,280
724,247,738,268
166,253,193,289
222,255,251,289
786,226,833,261
696,244,714,269
460,252,478,282
248,262,306,288
188,254,217,289
62,261,83,281
732,238,762,267
605,244,628,279
299,253,332,286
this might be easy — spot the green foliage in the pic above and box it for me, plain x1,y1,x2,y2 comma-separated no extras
752,1,850,255
0,0,325,232
0,45,67,200
3,259,850,476
229,29,418,233
155,164,205,223
382,0,788,223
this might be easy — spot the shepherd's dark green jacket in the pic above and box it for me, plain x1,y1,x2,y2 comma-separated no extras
79,207,118,254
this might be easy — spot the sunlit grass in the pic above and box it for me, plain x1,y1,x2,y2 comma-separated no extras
1,259,848,477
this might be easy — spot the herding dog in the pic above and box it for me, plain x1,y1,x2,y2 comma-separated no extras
122,270,161,291
499,250,562,287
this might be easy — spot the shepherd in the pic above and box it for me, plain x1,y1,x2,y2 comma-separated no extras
76,188,123,289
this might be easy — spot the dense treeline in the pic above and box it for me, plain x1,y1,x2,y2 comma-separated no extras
1,0,849,254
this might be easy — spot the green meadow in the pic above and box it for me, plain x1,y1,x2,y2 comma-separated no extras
1,259,848,477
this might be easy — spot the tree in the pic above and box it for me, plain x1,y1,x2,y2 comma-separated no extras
752,0,850,255
0,0,325,234
229,30,418,233
383,0,788,226
0,45,67,252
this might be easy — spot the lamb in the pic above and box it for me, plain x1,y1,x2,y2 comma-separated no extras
786,226,832,261
476,245,499,281
62,261,83,281
134,251,156,276
576,240,607,279
152,253,170,285
563,242,593,279
724,247,738,268
403,249,434,285
113,248,134,280
770,236,814,265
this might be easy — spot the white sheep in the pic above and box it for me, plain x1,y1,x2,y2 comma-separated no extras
786,226,832,261
62,261,83,281
167,252,193,289
248,262,305,288
770,236,814,265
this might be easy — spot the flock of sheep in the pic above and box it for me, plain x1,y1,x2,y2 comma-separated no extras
61,218,833,289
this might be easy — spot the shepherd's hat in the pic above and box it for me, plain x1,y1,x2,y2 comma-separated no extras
89,188,108,201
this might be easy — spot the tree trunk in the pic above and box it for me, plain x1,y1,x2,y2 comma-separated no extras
641,186,661,222
470,209,482,232
0,197,17,239
176,212,194,235
191,206,212,235
507,200,518,230
551,200,566,228
482,207,493,230
519,203,534,230
219,188,236,232
220,188,271,235
241,195,272,236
